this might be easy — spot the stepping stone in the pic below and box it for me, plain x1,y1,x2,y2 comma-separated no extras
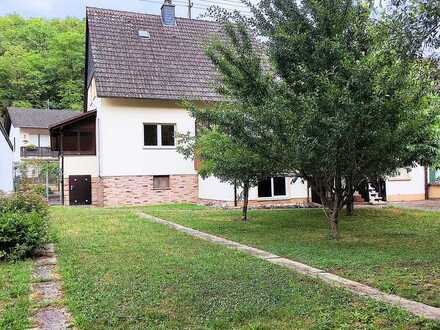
35,256,58,266
32,307,72,330
32,265,57,282
31,281,63,302
34,244,56,257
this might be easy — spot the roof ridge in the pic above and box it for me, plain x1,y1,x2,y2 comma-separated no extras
86,6,221,25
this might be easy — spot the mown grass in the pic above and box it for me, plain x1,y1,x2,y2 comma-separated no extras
50,207,439,329
0,260,32,329
143,205,440,309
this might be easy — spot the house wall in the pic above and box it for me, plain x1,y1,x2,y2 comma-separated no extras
199,176,309,207
0,126,13,192
386,165,426,201
63,156,98,177
99,98,196,177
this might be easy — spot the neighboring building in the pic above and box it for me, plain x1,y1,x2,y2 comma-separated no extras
428,167,440,199
49,2,434,207
0,122,13,192
4,108,78,184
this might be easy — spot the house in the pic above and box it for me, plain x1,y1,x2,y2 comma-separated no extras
0,122,13,192
4,107,78,185
49,1,435,207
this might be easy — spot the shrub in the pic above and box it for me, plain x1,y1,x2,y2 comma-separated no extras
0,211,48,260
0,192,48,260
0,191,48,217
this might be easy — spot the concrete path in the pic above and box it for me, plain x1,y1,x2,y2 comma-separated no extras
30,244,74,330
390,200,440,212
138,212,440,322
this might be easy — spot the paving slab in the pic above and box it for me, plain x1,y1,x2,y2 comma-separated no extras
32,265,57,282
138,211,440,321
32,307,72,330
32,281,63,302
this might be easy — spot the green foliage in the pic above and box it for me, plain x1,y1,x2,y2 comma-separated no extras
179,23,283,219
0,191,48,218
206,0,440,237
0,211,48,260
0,15,85,111
0,192,48,260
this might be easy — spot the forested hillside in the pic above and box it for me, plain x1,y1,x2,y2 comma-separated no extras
0,15,85,112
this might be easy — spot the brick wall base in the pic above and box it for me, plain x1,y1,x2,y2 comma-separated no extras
101,175,198,207
64,175,198,207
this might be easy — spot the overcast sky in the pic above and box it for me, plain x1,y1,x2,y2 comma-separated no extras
0,0,250,19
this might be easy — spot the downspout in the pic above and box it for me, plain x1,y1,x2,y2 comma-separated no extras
424,165,429,200
60,130,64,205
234,180,238,207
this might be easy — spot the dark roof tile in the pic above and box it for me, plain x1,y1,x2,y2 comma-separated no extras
87,7,225,101
7,108,80,129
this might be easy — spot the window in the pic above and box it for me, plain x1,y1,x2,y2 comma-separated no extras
144,124,158,146
144,124,175,147
257,177,287,198
153,175,170,190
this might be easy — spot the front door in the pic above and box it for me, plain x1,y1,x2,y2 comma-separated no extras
69,175,92,205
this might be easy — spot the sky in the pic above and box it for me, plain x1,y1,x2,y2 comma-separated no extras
0,0,251,19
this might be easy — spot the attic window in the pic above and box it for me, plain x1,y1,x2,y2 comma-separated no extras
138,30,150,39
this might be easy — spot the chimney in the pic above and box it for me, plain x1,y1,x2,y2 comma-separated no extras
161,0,176,26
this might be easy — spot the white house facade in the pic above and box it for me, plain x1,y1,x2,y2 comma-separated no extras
0,123,13,192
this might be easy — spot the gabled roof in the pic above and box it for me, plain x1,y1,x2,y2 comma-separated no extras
49,110,96,130
7,108,79,129
86,7,225,102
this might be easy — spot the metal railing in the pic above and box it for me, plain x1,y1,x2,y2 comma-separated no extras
20,147,58,158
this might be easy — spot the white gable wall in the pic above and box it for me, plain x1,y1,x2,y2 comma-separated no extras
0,129,13,192
98,98,196,177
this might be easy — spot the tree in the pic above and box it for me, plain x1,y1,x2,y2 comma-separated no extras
205,0,440,238
0,15,85,113
178,23,283,221
179,129,274,220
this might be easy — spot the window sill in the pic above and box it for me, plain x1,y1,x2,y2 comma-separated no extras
153,188,171,191
257,196,289,201
143,146,176,150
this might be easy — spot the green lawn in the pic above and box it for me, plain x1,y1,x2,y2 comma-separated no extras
0,260,32,329
49,207,439,329
143,205,440,308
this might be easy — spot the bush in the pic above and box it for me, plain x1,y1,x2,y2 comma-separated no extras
0,191,48,217
0,211,48,260
0,192,48,260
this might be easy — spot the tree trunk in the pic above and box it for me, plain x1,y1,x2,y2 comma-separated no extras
329,209,340,240
242,181,250,221
346,192,354,216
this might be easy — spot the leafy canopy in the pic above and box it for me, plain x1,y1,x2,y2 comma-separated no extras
0,15,85,112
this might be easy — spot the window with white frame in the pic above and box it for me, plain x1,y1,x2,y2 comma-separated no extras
257,177,287,198
144,124,175,147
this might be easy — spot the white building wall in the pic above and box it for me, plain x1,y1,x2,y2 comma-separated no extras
0,129,13,192
63,156,98,177
99,98,196,177
386,165,425,201
198,176,235,201
199,176,309,202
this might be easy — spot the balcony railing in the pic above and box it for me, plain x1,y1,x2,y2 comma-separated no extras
20,147,58,158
